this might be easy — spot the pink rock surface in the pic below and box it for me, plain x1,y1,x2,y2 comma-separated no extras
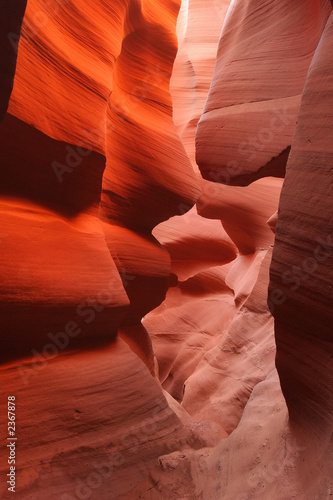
0,0,332,498
269,12,333,445
170,0,231,168
145,246,276,436
169,0,283,256
196,0,332,185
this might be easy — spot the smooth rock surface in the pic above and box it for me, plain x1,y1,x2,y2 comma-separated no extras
269,12,333,444
196,0,332,185
0,0,332,498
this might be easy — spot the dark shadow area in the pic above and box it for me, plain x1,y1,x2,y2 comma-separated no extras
0,113,106,216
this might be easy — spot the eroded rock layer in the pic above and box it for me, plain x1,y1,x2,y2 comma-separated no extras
0,0,27,122
269,12,333,445
0,339,185,498
196,0,332,185
0,0,332,499
0,0,201,498
135,0,332,498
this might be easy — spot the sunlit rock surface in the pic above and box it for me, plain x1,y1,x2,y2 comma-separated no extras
196,0,332,185
0,0,199,498
0,0,332,499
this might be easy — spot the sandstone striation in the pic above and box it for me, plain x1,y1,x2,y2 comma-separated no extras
196,0,332,185
0,0,332,498
0,0,200,498
269,9,333,458
0,0,27,122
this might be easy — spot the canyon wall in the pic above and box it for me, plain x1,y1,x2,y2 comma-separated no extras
0,0,332,499
0,1,199,498
269,7,333,455
0,0,27,122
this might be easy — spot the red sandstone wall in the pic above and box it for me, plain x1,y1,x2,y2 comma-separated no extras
0,0,332,498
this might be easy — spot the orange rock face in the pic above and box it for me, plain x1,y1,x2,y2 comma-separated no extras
0,1,199,498
0,0,332,499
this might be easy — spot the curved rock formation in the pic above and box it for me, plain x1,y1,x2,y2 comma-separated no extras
269,9,333,452
0,338,186,499
0,0,27,122
196,0,332,185
0,0,332,498
0,0,200,498
1,0,200,354
135,0,333,498
170,0,283,256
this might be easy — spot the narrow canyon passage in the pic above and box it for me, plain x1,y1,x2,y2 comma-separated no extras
0,1,332,499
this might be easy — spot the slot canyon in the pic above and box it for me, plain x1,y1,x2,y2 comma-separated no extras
0,0,332,498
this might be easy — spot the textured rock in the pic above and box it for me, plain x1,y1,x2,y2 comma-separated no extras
121,370,291,500
0,198,129,362
145,242,276,436
152,209,237,281
0,0,200,497
102,223,172,374
0,113,106,215
169,0,282,256
135,1,332,498
101,18,200,231
1,0,200,355
151,3,282,442
197,178,282,254
8,0,119,148
170,0,231,167
269,12,333,444
0,0,27,122
0,339,185,499
196,0,332,185
0,0,332,498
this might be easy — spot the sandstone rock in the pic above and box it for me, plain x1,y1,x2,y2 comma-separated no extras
269,12,333,445
0,1,200,497
0,198,129,362
196,0,332,185
0,0,332,498
0,339,185,499
0,0,27,122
